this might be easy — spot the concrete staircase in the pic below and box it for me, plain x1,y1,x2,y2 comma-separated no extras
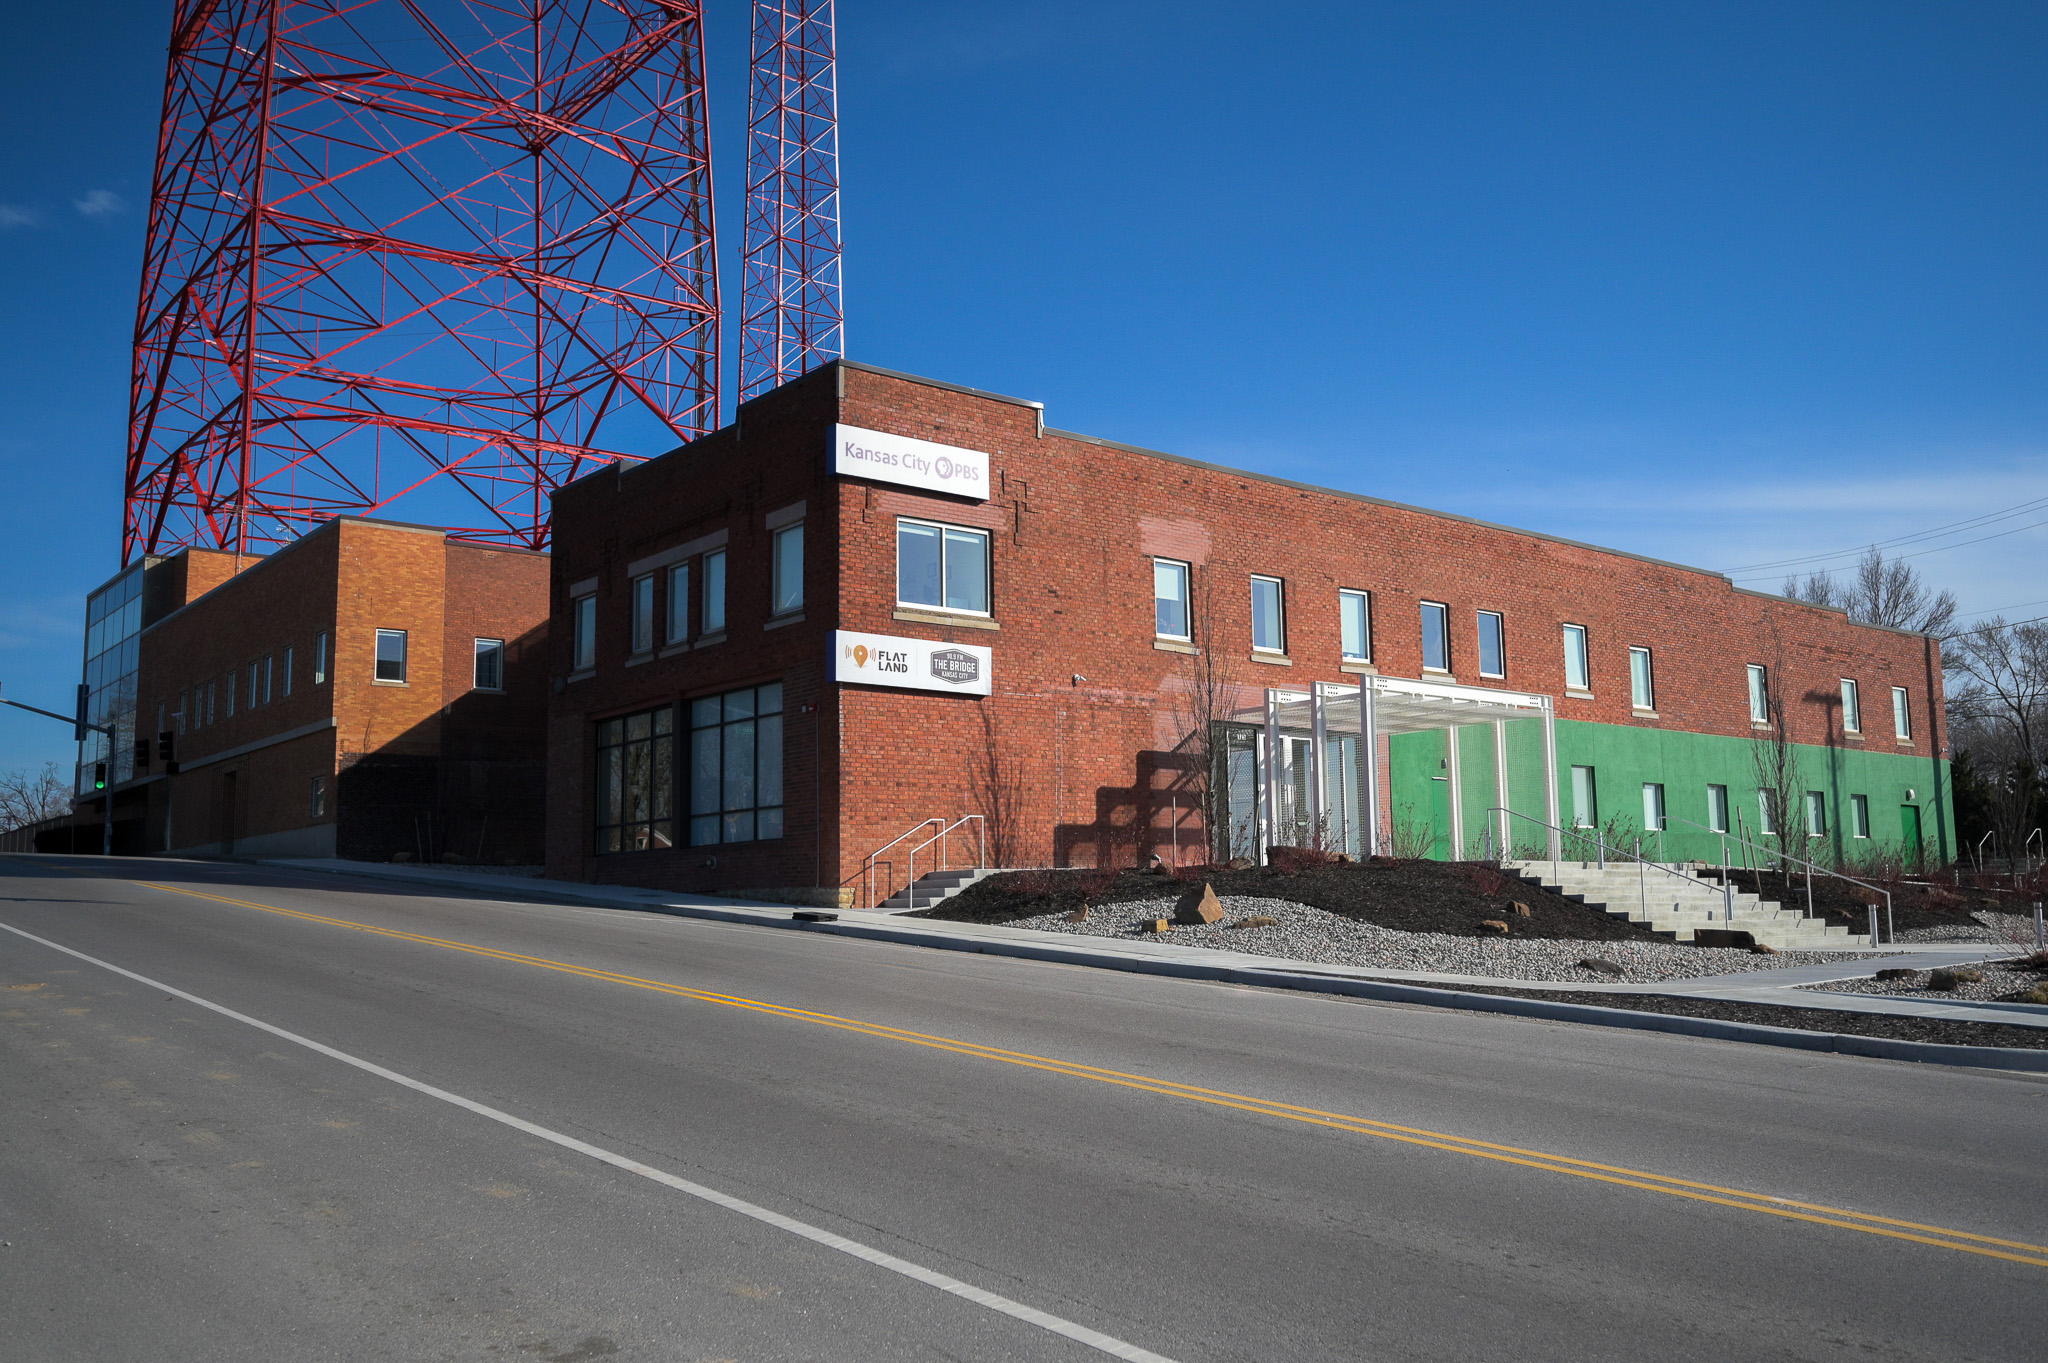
876,867,1000,914
1503,860,1871,951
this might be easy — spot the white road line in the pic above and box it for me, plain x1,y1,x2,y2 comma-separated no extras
0,917,1178,1363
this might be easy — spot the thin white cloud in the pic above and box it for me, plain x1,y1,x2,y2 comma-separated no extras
73,189,124,217
0,204,40,228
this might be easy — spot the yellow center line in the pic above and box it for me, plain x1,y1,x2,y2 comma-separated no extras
50,869,2048,1269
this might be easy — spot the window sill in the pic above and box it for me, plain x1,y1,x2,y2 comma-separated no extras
1564,688,1593,700
566,668,595,684
695,632,727,649
895,607,999,632
764,611,806,631
1631,707,1659,719
1842,731,1864,742
1249,651,1293,667
658,642,690,659
1894,739,1915,748
1153,637,1197,655
1421,668,1456,680
624,651,655,668
1339,661,1377,675
372,679,408,687
1751,721,1772,731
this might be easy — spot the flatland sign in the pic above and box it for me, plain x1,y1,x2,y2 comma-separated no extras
831,630,992,697
830,423,989,501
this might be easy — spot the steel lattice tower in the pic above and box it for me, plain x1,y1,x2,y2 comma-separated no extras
125,0,720,560
739,0,842,403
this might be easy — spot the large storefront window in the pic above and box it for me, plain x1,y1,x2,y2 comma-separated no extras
595,707,674,853
689,682,783,845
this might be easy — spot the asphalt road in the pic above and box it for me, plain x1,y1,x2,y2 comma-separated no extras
2,855,2043,1362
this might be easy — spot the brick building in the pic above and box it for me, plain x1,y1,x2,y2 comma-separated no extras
546,361,1953,903
117,517,550,862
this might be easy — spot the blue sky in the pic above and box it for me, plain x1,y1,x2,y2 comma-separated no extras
3,1,2045,775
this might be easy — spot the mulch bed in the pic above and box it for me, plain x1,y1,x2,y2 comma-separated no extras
1692,867,2036,936
915,859,1667,942
1409,982,2048,1050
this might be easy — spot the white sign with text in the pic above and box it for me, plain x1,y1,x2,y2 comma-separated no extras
832,630,992,697
830,423,990,501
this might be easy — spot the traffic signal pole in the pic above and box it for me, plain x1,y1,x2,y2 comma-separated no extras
0,683,118,856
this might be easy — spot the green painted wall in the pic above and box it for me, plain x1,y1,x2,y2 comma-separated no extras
1388,720,1952,866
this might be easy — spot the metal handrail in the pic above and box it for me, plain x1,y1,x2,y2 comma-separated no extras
1485,806,1727,925
863,818,942,909
902,814,987,910
1660,811,1894,942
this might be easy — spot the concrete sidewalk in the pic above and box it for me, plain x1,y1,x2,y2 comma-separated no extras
259,858,2048,1036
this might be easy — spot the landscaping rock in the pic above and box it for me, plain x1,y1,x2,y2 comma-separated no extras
1227,915,1279,929
2020,983,2048,1006
1875,967,1919,981
1065,906,1089,923
1928,967,1985,991
1578,958,1626,977
1510,902,1532,917
1749,943,1779,955
1142,918,1172,934
1479,920,1510,935
1691,928,1757,950
1176,882,1225,925
1225,857,1254,870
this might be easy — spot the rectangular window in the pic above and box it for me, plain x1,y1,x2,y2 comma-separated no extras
687,683,784,846
666,562,690,644
177,689,188,734
1805,790,1827,837
1642,782,1666,832
282,647,293,698
1758,789,1778,836
248,662,259,708
1747,664,1769,723
594,707,676,854
1420,601,1450,672
224,671,235,717
1153,558,1190,639
1892,686,1911,740
897,519,992,615
1629,646,1654,710
1563,624,1590,691
374,629,408,683
771,523,805,616
702,549,727,634
261,655,273,705
1850,793,1870,839
314,632,328,685
1707,784,1729,834
1251,576,1286,653
205,680,216,726
310,774,328,819
1841,678,1861,734
630,573,655,654
1570,765,1597,828
1476,610,1504,678
571,594,596,671
474,638,504,691
1339,590,1371,663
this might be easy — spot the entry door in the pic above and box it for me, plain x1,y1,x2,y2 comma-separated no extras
1900,805,1923,869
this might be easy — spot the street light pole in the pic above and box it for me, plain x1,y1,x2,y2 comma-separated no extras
0,683,118,855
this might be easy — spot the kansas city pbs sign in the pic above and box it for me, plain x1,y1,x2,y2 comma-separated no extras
833,631,992,697
831,424,989,501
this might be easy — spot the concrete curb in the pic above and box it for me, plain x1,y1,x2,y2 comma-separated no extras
253,858,2048,1074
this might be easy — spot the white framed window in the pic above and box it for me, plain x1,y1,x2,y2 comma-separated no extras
1707,784,1729,834
474,637,504,691
1153,558,1190,639
771,523,805,616
1892,685,1911,740
897,519,991,615
630,573,655,654
1758,789,1778,835
374,629,408,683
1805,790,1827,837
1563,624,1589,691
1420,600,1450,672
1850,793,1870,839
1642,782,1666,831
310,774,328,818
1629,646,1654,710
571,595,596,672
1476,610,1504,678
702,549,727,634
1841,678,1861,734
1747,664,1769,723
1251,576,1286,653
1570,765,1597,828
282,647,293,698
1340,590,1371,663
666,562,690,643
314,631,328,685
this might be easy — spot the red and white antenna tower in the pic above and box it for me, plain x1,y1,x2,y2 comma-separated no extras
124,0,720,561
739,0,842,402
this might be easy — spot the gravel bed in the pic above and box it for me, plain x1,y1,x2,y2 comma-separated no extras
1010,895,1874,984
1800,960,2044,1004
1892,911,2044,946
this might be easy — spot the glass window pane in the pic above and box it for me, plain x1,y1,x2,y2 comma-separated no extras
703,551,727,633
1708,784,1729,834
631,574,654,652
1571,766,1596,827
898,522,942,607
376,630,407,682
1564,626,1589,690
1630,648,1652,708
1478,612,1503,676
624,738,650,824
1893,687,1910,739
757,806,784,841
652,731,673,820
654,706,674,735
756,682,782,714
667,563,690,642
1340,592,1368,660
474,638,503,690
1155,561,1188,637
757,713,783,808
724,688,755,722
1841,679,1860,731
723,720,756,810
723,810,756,843
597,745,621,828
1252,578,1283,651
943,528,988,613
626,711,650,741
691,695,721,729
689,814,720,846
573,596,595,669
1748,665,1768,722
690,728,721,814
1421,603,1448,671
773,524,805,614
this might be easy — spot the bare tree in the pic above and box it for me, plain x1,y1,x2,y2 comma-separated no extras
1782,547,1957,636
1749,655,1808,884
1170,564,1239,864
1944,616,2048,869
969,701,1027,868
0,762,71,832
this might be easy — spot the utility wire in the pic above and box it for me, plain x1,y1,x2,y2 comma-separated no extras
1723,493,2048,574
1731,513,2048,584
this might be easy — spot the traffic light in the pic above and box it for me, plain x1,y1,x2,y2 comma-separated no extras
133,738,150,769
93,763,107,791
158,731,175,763
74,683,90,742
